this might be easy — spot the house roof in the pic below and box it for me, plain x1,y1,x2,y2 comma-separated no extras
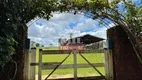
66,34,105,44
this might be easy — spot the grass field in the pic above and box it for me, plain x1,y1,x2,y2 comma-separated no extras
35,47,105,76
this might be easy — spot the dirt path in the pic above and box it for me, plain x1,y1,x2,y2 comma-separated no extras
36,74,98,80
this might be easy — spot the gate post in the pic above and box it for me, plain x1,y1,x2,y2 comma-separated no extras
24,49,30,80
104,39,114,80
73,51,77,80
104,50,114,80
24,38,30,80
30,48,36,80
38,49,42,80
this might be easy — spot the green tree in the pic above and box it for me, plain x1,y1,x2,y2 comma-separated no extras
41,45,44,47
36,43,40,47
49,43,53,47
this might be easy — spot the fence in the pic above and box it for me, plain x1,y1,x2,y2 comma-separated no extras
24,48,114,80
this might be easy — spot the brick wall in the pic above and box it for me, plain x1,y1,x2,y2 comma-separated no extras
107,26,142,80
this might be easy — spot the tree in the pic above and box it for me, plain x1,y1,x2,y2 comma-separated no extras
49,43,53,47
36,43,40,47
0,0,142,79
41,45,44,47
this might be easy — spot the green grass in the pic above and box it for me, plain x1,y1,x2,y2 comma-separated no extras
35,47,105,76
41,47,59,50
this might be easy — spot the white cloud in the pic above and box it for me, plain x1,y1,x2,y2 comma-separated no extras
27,13,107,46
74,27,107,39
74,18,98,31
93,27,107,39
107,22,116,28
28,23,41,37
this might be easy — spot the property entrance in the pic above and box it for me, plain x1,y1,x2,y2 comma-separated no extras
38,50,105,80
27,35,114,80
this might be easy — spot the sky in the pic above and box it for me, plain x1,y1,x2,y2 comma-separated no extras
27,0,141,46
27,12,116,46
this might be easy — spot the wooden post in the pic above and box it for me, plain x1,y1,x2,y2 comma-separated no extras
24,49,30,80
38,49,42,80
73,51,77,80
109,50,114,80
30,48,36,80
104,50,114,80
104,50,108,80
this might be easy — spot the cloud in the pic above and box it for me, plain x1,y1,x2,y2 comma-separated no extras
73,18,98,31
27,13,107,46
93,27,107,39
28,23,41,37
107,22,116,28
28,13,84,46
73,27,107,39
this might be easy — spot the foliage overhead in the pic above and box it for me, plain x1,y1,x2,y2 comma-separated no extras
0,0,142,68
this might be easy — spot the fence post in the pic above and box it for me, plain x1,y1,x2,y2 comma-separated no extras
30,48,36,80
38,49,42,80
24,38,30,80
24,49,30,80
73,51,77,80
104,50,114,80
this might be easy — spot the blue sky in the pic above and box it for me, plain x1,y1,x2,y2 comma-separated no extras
28,0,142,46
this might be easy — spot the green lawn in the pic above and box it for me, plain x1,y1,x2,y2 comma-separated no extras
41,47,59,50
35,47,105,76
